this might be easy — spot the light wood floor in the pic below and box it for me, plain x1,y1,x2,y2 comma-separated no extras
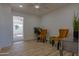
0,40,73,56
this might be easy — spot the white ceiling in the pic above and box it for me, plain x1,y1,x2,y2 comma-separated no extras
10,3,69,16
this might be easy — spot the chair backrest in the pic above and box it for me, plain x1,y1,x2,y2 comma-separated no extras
40,29,47,37
59,29,69,38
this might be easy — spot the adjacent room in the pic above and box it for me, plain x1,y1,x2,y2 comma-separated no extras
0,3,78,56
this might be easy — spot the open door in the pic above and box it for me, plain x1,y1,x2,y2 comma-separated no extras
13,16,24,41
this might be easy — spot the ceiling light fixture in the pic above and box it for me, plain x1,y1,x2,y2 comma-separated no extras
35,5,40,9
19,5,23,8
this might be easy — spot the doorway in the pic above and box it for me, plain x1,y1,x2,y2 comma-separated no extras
13,16,24,41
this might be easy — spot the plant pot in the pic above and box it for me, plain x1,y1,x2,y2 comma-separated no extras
73,31,78,42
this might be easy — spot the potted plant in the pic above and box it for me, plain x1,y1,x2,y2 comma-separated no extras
73,13,79,42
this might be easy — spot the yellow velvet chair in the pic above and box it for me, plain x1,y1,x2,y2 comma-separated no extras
50,28,69,49
39,29,47,42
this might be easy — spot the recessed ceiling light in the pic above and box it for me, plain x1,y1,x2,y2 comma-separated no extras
19,5,23,8
35,5,40,9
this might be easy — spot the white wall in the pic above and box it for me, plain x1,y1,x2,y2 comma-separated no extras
0,5,13,48
0,4,79,48
41,4,79,40
12,11,41,40
0,5,41,48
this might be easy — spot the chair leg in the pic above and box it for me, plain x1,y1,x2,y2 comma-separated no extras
57,41,60,50
72,52,74,56
43,39,45,43
51,40,55,46
57,41,61,50
59,41,63,56
60,49,63,56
